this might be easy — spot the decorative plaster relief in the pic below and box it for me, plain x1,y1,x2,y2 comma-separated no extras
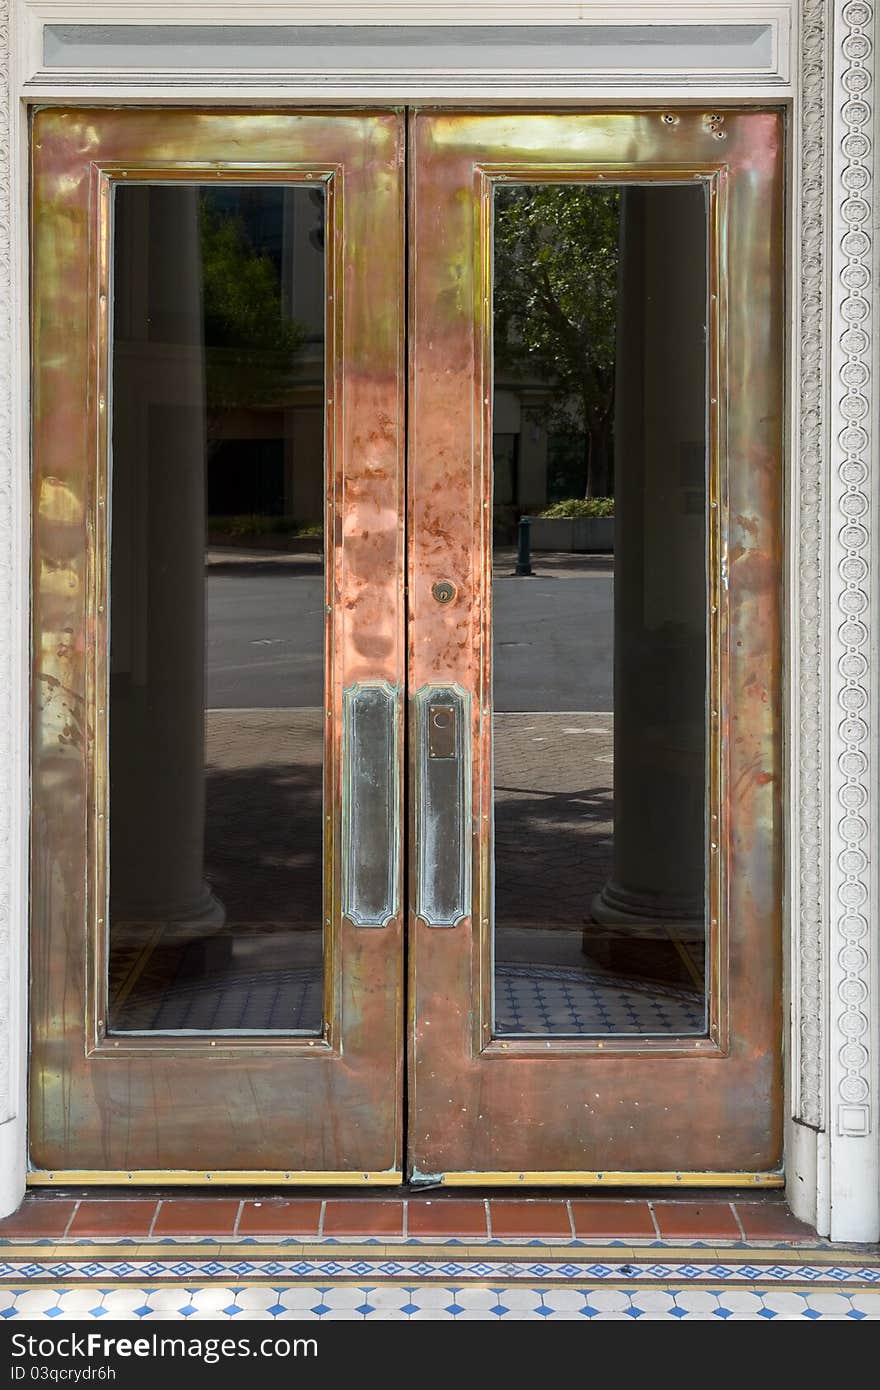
796,0,830,1133
831,0,874,1137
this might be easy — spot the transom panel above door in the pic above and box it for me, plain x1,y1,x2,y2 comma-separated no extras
29,106,784,1185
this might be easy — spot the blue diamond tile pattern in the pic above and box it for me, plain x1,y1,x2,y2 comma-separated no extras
0,1247,875,1321
1,1257,879,1285
0,1256,873,1317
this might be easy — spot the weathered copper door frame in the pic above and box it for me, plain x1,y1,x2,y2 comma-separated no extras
29,105,784,1186
407,109,785,1184
30,109,406,1182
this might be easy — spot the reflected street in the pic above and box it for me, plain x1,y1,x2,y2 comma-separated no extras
205,549,613,712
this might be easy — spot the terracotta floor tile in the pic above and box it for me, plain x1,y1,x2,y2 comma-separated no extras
152,1199,240,1237
571,1200,655,1238
735,1202,816,1241
238,1200,322,1236
407,1201,488,1237
0,1199,77,1239
322,1201,404,1236
489,1201,572,1237
68,1201,157,1238
653,1200,740,1239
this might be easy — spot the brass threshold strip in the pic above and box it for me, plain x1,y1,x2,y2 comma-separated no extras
28,1171,403,1187
441,1172,784,1188
27,1169,783,1188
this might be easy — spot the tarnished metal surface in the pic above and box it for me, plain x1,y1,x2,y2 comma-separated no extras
31,105,783,1182
407,110,784,1176
412,684,471,927
30,109,406,1174
342,681,400,928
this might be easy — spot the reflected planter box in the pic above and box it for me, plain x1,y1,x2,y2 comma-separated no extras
528,516,615,553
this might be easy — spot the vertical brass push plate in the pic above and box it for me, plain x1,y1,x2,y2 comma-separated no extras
341,681,400,927
413,685,471,927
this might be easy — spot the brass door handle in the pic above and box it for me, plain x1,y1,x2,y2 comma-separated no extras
413,684,470,927
341,681,400,927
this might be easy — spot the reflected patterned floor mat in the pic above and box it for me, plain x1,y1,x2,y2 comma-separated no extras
494,962,704,1035
113,959,702,1036
114,961,322,1032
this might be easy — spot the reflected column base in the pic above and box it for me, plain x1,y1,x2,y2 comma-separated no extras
585,881,705,995
111,882,226,945
590,879,703,926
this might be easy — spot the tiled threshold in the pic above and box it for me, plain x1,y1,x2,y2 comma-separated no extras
0,1191,827,1245
1,1193,878,1321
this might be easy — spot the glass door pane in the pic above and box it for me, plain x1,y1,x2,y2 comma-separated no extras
491,182,709,1038
108,183,327,1035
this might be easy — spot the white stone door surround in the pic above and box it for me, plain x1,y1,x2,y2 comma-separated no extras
0,0,877,1242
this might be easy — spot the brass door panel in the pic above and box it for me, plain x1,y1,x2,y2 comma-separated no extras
30,109,406,1176
407,110,784,1179
30,106,784,1185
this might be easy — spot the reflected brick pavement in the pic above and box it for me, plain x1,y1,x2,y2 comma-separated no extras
494,711,613,928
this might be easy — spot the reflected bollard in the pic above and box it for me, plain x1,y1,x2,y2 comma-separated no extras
515,515,533,576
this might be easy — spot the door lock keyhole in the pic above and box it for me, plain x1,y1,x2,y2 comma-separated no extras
428,704,457,759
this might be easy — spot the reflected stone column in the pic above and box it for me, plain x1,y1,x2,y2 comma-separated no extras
109,186,224,938
592,185,708,927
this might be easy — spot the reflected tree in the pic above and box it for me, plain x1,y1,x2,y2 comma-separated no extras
199,194,306,445
494,185,619,498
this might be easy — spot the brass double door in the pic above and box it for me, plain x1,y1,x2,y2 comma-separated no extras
31,108,784,1185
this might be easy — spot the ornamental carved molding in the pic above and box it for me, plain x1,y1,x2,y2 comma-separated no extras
0,0,12,1127
829,0,875,1138
796,0,831,1132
